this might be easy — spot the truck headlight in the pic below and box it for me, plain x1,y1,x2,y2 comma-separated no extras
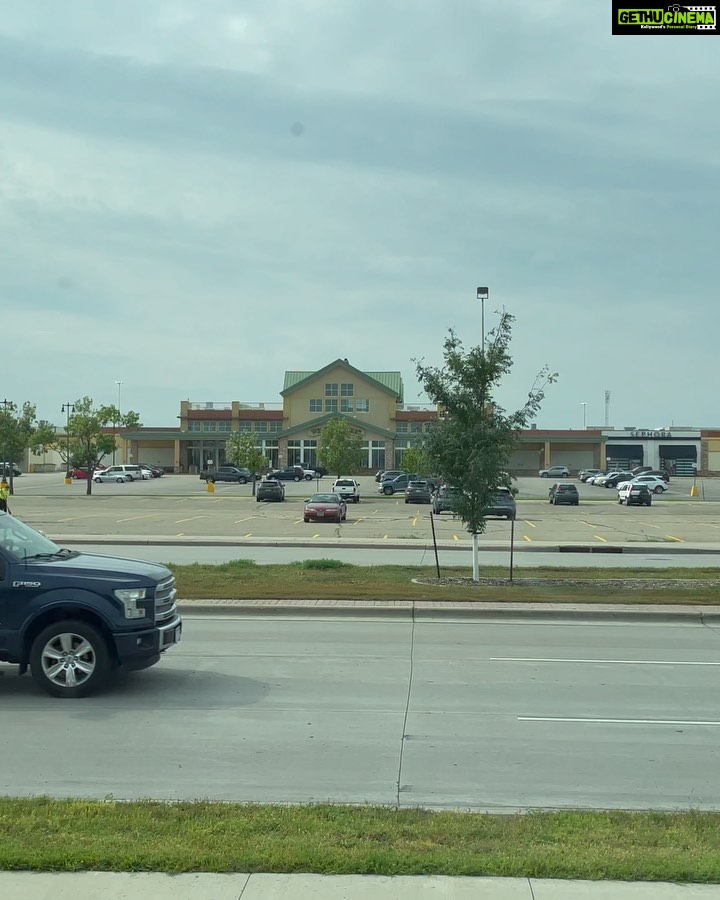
114,587,148,619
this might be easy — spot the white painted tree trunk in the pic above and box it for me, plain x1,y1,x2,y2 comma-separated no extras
472,532,480,581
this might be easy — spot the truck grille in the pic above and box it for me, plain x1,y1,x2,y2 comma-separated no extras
155,576,178,625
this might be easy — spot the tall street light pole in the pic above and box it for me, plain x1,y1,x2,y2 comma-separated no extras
581,402,587,430
0,398,12,494
114,381,123,464
61,402,75,484
476,287,489,355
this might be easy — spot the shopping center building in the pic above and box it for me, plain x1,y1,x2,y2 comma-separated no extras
26,359,718,476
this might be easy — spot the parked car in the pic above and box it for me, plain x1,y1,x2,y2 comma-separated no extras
618,483,652,506
378,473,418,495
256,479,285,502
587,472,608,485
432,485,462,515
102,464,143,481
303,463,327,477
594,471,625,487
483,487,517,519
2,463,22,477
404,480,433,504
640,470,670,483
331,478,361,503
579,469,603,482
271,466,313,482
303,492,347,522
603,472,634,489
549,482,579,505
539,465,570,478
139,464,164,477
632,475,668,493
137,465,155,480
70,466,107,479
200,466,253,484
619,475,668,494
378,470,404,483
631,466,653,476
94,470,131,483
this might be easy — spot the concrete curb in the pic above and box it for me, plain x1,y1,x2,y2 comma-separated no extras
177,599,720,623
54,536,720,554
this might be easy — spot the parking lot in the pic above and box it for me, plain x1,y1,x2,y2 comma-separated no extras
6,473,720,546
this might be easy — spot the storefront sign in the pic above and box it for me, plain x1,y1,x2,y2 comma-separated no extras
629,430,672,439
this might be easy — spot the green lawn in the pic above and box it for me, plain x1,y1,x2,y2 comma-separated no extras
167,559,720,604
1,800,719,882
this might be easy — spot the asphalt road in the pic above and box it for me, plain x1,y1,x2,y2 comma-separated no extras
3,614,720,811
7,473,720,547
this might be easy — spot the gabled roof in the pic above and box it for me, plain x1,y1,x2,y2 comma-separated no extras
282,359,402,400
282,412,397,439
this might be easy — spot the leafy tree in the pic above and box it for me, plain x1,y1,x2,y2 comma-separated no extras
225,432,269,496
415,311,557,579
0,402,57,495
318,418,363,477
400,444,431,476
46,398,141,496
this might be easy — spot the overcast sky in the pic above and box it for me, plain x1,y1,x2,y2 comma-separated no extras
2,1,718,430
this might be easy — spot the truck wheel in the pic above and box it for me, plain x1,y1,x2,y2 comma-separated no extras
29,620,112,698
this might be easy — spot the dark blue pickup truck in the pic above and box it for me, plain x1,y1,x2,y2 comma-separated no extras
0,512,182,697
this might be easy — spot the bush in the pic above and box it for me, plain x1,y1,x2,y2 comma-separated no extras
298,559,352,570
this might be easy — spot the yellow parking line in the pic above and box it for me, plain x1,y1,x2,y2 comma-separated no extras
352,517,365,524
244,533,253,537
176,532,185,536
524,520,536,528
523,535,532,542
233,516,256,524
412,515,418,526
666,534,684,542
383,534,389,540
595,535,608,542
452,534,459,541
294,519,304,524
175,516,207,523
580,521,595,528
313,533,321,539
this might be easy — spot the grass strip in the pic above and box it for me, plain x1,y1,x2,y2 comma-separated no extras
166,560,720,604
1,800,720,882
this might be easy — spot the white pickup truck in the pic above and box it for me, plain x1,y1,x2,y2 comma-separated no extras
331,478,361,503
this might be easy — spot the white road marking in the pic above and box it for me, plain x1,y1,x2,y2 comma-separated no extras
175,515,208,523
492,657,720,666
519,717,720,726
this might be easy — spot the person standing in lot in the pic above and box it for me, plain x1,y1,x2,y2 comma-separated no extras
0,479,10,514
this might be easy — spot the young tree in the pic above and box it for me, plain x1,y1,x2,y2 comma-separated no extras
317,418,363,477
415,311,557,580
51,398,141,495
225,432,269,496
0,402,57,495
400,444,431,476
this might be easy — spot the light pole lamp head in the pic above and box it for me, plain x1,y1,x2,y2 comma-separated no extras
476,287,489,300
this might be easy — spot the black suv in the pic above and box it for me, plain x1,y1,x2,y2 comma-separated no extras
549,482,579,505
256,479,285,502
483,488,517,520
271,466,313,482
200,466,253,484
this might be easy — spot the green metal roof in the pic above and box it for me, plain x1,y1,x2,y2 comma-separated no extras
283,360,403,400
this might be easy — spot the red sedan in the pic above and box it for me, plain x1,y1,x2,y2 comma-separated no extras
70,466,107,479
303,493,347,523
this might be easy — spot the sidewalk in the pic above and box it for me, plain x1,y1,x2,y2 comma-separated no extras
2,872,719,898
